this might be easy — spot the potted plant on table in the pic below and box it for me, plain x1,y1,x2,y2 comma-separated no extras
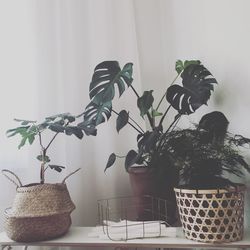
173,111,250,243
83,60,218,223
3,113,96,242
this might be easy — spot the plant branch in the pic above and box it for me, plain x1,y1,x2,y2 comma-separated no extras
45,132,59,151
112,110,143,134
158,104,172,127
155,73,181,111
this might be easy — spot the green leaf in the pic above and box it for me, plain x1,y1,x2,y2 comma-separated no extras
84,101,112,126
167,63,217,115
137,90,154,117
125,150,138,170
184,60,201,69
175,60,184,74
49,164,65,172
77,122,97,136
49,124,65,133
14,118,37,125
89,61,133,105
116,110,129,133
18,136,28,149
105,153,116,172
6,126,29,137
151,109,163,117
37,155,50,163
65,126,84,139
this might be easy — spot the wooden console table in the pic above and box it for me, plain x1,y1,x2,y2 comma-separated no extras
0,227,250,249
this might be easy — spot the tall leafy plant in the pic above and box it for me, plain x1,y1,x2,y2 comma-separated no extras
83,60,218,171
6,113,96,183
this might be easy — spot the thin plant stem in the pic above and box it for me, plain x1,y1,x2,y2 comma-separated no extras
158,104,172,128
155,73,181,111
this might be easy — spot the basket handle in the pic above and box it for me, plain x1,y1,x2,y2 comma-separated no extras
62,168,81,183
1,169,22,188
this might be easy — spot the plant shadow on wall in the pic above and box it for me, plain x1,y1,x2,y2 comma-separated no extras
83,60,219,224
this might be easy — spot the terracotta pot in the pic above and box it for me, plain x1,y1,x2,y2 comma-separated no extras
128,166,178,225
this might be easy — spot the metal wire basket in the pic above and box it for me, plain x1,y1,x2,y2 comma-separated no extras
97,195,173,241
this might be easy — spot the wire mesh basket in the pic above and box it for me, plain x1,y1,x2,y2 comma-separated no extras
97,195,173,241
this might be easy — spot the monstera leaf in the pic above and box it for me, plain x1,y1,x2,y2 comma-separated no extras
84,101,112,126
167,63,217,115
89,61,133,105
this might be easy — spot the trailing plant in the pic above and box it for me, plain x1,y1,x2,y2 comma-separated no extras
6,113,96,183
84,60,218,172
164,111,250,189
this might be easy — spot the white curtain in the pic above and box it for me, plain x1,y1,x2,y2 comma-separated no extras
1,0,250,249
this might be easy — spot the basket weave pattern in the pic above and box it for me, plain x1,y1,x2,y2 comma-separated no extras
4,183,75,242
174,187,245,243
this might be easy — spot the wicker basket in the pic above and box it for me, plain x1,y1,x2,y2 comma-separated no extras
2,169,79,242
174,185,245,243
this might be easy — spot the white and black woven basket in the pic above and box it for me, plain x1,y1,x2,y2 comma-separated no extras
174,185,245,243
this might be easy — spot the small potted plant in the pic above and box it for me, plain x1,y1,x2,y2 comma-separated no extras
173,111,250,243
3,113,96,242
83,60,218,223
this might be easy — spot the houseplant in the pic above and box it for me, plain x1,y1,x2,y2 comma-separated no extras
173,111,250,243
83,60,218,223
3,112,96,242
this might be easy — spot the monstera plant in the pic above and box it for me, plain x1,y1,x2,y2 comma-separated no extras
83,60,218,172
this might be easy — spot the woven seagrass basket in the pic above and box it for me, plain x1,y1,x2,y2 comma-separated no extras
2,169,79,242
174,185,245,243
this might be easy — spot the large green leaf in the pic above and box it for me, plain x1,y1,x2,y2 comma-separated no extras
89,61,133,105
84,101,112,126
167,63,217,115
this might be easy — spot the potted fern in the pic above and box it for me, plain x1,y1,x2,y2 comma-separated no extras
3,113,96,242
83,60,218,223
173,111,250,243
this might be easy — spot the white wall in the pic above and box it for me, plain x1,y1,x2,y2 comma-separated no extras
0,0,250,241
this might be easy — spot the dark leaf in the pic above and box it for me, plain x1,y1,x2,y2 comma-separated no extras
37,155,51,163
65,126,84,139
137,90,154,117
78,121,97,136
125,150,138,170
89,61,133,105
49,164,65,172
105,153,116,172
137,130,161,152
167,63,217,115
84,101,112,126
116,110,129,133
198,111,229,143
49,124,65,133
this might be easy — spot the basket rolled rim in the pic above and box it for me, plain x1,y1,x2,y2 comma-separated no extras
174,184,246,194
16,183,68,192
4,207,74,219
